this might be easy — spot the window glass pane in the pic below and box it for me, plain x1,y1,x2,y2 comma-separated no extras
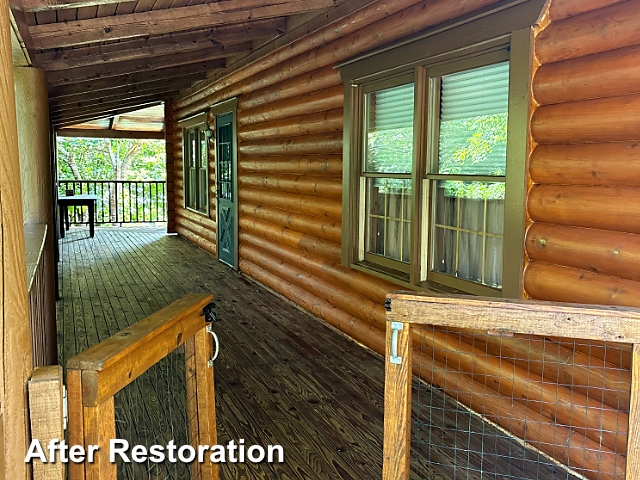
365,177,411,263
364,83,414,174
432,180,504,288
437,62,509,176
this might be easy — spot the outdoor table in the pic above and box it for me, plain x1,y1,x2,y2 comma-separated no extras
58,194,97,238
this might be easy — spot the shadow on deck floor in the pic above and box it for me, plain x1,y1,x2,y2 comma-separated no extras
57,227,577,480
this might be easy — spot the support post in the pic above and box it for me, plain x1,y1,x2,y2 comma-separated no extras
382,319,412,480
28,366,65,480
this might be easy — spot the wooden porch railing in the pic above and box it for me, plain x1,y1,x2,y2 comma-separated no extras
383,293,640,480
25,224,50,367
59,179,167,224
66,293,218,480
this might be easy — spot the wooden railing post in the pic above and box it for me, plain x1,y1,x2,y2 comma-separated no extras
382,318,412,480
627,344,640,479
83,397,116,480
67,369,85,480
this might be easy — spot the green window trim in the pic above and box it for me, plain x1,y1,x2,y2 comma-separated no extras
340,1,543,299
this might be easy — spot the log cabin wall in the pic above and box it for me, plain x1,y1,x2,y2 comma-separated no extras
170,0,518,351
168,0,639,475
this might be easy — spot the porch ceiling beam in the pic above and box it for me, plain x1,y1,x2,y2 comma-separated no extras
47,48,234,86
29,0,335,49
35,18,285,71
9,0,35,63
48,68,211,100
50,76,199,109
52,101,164,127
51,93,175,121
56,129,165,140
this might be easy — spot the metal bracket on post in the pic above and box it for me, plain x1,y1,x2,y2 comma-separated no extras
389,321,403,364
206,324,220,367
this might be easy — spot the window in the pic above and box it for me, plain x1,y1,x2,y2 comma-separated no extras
341,17,535,298
429,61,509,291
182,116,209,215
362,81,415,272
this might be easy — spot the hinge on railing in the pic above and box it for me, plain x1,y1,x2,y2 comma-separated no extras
63,385,68,430
389,322,403,365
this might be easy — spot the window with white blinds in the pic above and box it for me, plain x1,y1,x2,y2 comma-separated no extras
429,61,509,290
437,61,509,176
348,49,517,295
362,83,414,269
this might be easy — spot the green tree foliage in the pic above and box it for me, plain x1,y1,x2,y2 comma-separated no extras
57,137,166,180
366,113,507,200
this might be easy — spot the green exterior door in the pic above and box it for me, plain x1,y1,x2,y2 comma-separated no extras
216,112,236,268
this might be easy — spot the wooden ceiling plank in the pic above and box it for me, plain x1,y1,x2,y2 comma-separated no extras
51,91,176,119
36,18,285,70
53,98,164,122
48,57,223,88
48,64,216,98
46,46,240,85
54,101,163,127
51,87,179,114
50,75,200,107
56,129,165,139
29,0,335,49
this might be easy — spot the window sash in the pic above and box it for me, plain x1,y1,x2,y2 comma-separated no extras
184,125,208,215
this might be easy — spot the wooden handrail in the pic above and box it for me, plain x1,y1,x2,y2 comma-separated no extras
67,293,218,480
387,291,640,342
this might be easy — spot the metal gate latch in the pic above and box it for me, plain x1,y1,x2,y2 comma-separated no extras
389,322,403,364
202,301,220,367
207,324,220,367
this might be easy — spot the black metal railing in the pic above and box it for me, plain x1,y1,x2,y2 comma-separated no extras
58,180,167,224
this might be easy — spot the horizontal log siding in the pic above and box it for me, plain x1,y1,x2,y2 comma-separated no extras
167,0,636,475
524,0,640,469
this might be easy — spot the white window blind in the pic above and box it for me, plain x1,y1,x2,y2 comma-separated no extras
438,61,510,176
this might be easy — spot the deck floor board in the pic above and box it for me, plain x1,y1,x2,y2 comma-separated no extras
57,227,578,480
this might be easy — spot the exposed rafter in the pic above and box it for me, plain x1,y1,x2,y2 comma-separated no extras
51,92,175,120
50,76,201,108
47,47,235,86
47,55,224,87
56,129,165,140
29,0,335,49
48,67,214,99
53,101,164,127
35,18,285,71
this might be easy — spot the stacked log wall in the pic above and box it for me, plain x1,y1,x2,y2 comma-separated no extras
168,0,640,475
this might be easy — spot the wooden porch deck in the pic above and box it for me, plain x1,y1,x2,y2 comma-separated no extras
57,227,575,480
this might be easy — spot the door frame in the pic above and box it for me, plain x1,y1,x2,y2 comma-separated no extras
210,97,239,270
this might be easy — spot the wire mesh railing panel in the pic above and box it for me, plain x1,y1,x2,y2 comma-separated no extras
114,345,199,480
410,327,630,480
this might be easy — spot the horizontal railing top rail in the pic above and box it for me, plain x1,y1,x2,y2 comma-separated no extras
58,179,167,225
383,292,640,480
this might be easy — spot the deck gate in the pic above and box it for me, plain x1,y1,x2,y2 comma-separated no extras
383,293,640,480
